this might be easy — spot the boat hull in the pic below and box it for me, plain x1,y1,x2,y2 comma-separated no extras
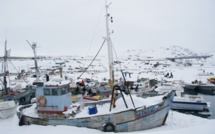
0,101,17,119
171,101,208,111
184,84,198,90
196,85,215,95
17,91,175,132
1,88,33,105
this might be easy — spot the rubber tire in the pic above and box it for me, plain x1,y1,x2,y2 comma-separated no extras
103,122,115,132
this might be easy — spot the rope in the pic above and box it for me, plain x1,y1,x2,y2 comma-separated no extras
77,39,106,79
8,60,28,84
86,2,104,57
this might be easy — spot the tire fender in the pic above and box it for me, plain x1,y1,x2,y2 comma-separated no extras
103,122,115,132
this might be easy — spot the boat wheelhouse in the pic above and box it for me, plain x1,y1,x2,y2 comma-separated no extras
36,78,71,117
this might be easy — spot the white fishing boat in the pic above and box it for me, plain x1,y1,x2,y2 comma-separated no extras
0,100,17,119
155,83,209,111
171,94,209,111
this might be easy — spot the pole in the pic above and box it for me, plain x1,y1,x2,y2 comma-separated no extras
121,70,135,108
3,40,8,95
27,40,39,82
105,0,116,110
105,0,114,87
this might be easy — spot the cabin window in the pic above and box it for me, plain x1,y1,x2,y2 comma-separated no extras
67,85,70,93
44,88,51,95
52,88,58,96
61,87,67,95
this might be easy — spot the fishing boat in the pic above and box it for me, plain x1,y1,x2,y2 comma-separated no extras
0,41,34,105
171,94,209,111
16,1,175,132
155,82,209,111
0,100,18,119
183,83,198,90
17,77,175,132
196,83,215,95
184,81,215,95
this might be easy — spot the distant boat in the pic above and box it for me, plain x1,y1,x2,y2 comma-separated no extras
155,81,209,111
0,41,33,105
184,81,215,95
197,72,214,76
171,95,209,111
196,83,215,95
132,81,148,90
0,100,18,119
184,83,198,90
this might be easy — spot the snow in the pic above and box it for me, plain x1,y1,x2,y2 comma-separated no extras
76,93,164,117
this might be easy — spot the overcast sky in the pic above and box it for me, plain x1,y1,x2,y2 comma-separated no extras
0,0,215,57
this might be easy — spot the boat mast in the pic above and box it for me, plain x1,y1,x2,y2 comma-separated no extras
3,40,8,95
105,0,114,89
27,40,39,82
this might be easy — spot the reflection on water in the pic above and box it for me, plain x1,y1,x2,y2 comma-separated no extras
176,109,212,119
199,93,215,119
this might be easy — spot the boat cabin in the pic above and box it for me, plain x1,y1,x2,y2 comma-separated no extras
36,78,72,115
132,82,148,89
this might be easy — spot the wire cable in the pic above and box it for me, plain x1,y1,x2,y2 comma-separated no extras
8,60,28,84
77,40,106,79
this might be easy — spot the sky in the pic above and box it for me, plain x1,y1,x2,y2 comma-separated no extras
0,0,215,57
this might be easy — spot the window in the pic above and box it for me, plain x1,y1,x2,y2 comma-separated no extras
61,87,67,95
44,88,50,95
52,88,58,96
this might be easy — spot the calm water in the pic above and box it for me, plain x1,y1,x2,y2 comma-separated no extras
199,93,215,119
